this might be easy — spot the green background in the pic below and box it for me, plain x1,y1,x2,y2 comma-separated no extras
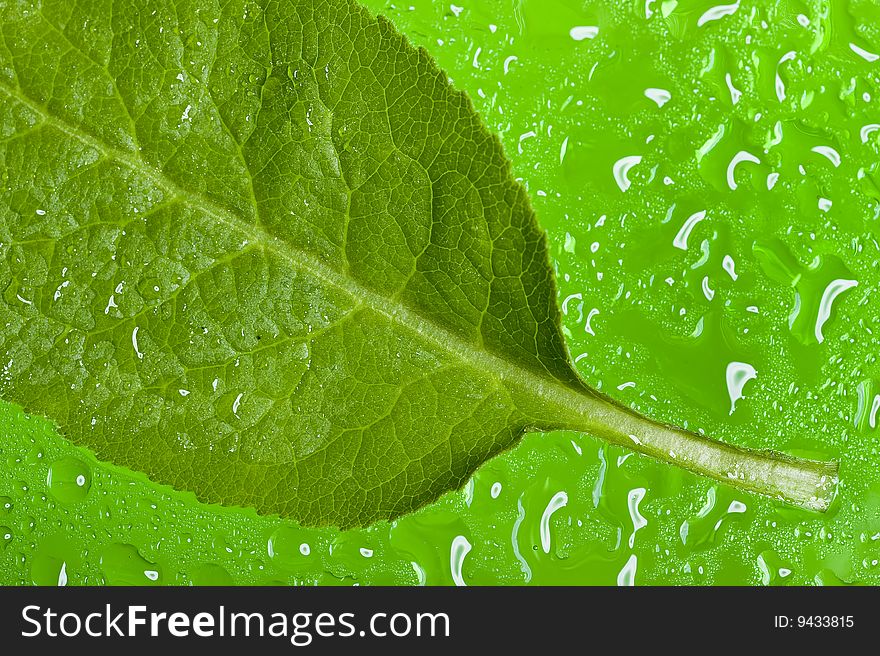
2,0,880,585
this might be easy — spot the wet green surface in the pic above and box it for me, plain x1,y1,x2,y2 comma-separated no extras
2,0,880,585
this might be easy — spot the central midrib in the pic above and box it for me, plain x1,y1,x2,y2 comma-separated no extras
0,80,600,427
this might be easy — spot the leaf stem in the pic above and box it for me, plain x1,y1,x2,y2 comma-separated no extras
564,392,838,512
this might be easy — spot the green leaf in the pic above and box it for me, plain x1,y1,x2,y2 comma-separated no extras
0,0,836,528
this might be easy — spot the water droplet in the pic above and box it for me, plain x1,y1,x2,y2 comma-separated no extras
569,26,599,41
860,124,880,144
612,155,642,192
850,42,879,62
726,362,757,414
757,550,794,585
726,151,761,190
697,3,740,28
673,210,707,250
814,279,858,343
46,457,91,503
644,88,671,107
267,526,311,569
855,379,880,432
811,145,841,168
100,543,162,585
450,535,471,586
0,526,12,549
31,552,69,586
627,488,648,548
132,326,144,359
617,554,638,585
539,491,568,554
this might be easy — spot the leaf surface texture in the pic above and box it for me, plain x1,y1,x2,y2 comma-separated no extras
0,0,585,526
